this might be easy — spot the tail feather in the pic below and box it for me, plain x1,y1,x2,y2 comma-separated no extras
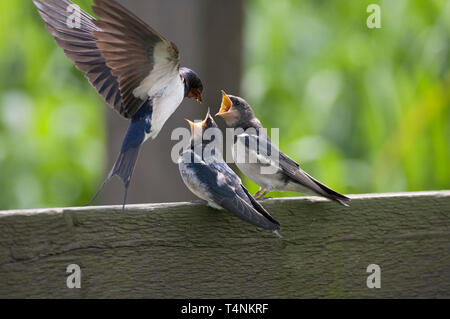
86,100,152,209
87,145,141,210
112,146,140,187
307,174,351,207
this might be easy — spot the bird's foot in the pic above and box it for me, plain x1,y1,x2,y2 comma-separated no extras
255,190,270,201
253,191,262,198
253,188,266,200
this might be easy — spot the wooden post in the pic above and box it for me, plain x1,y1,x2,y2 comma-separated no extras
0,191,448,298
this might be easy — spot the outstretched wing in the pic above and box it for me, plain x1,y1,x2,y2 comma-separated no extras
33,0,180,118
92,0,180,117
33,0,124,114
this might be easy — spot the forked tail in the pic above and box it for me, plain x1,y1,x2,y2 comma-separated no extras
86,101,152,210
87,145,141,210
306,172,351,207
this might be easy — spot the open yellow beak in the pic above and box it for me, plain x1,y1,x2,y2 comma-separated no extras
185,117,207,133
216,91,232,116
185,119,196,132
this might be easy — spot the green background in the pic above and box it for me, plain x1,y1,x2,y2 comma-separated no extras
0,0,448,210
242,0,449,197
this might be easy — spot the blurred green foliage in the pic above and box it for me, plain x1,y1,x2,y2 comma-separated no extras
0,0,448,210
242,0,449,196
0,0,105,210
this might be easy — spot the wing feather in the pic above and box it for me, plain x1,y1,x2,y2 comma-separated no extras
92,0,180,117
238,133,350,205
184,157,280,232
34,0,181,118
33,0,125,115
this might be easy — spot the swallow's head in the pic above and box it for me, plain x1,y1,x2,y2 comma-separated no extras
185,109,219,146
215,91,256,128
180,67,203,103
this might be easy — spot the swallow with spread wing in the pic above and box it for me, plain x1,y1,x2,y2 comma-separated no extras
216,92,350,206
33,0,203,208
178,111,281,236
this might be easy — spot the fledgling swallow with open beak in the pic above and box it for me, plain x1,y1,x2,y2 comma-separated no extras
33,0,203,209
216,92,350,206
178,111,281,236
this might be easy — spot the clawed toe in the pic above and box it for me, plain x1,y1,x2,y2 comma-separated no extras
255,190,270,201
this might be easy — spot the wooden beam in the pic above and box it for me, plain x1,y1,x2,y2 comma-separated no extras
0,191,449,298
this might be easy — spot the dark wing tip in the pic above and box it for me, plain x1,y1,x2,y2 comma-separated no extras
240,185,281,229
218,191,280,232
32,0,129,117
321,188,351,207
335,195,351,207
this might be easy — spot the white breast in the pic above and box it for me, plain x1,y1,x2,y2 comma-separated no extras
178,151,222,210
147,74,185,140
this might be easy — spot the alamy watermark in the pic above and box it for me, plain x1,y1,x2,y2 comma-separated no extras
66,264,81,289
366,264,381,288
66,4,81,29
367,4,381,29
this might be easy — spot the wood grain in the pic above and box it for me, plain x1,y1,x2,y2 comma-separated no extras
0,191,449,298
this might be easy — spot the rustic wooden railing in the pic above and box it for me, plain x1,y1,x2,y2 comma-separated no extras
0,191,448,298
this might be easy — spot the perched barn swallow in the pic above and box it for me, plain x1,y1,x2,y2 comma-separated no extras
178,111,281,236
33,0,203,208
216,92,350,206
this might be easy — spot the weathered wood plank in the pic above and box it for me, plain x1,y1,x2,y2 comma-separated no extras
0,191,449,298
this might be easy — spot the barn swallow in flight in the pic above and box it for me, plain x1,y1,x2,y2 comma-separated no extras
178,111,281,236
33,0,203,209
216,92,350,206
